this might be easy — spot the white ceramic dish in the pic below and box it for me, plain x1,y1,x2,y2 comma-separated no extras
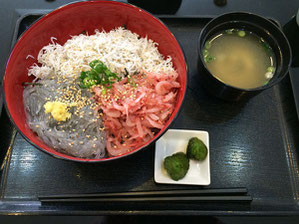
154,129,210,185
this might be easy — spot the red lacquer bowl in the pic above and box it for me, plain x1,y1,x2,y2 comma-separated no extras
3,1,187,162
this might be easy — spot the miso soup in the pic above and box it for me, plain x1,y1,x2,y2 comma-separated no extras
203,29,276,89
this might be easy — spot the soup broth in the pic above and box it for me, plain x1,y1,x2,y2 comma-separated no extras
203,29,276,89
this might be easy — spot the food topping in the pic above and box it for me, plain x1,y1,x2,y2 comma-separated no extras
79,60,121,89
164,152,190,181
44,101,73,121
186,137,208,161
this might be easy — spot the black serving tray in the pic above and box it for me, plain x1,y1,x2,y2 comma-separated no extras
0,14,299,215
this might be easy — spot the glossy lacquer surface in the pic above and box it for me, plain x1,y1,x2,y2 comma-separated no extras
0,16,299,215
3,1,187,162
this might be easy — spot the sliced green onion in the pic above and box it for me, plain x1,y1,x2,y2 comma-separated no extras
89,60,99,68
205,55,215,63
267,66,275,73
238,30,246,37
204,41,211,49
79,60,121,89
265,72,274,79
202,49,209,57
226,29,234,34
83,78,97,88
260,40,271,52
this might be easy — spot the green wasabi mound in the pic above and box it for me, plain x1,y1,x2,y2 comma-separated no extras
186,137,208,161
163,152,190,181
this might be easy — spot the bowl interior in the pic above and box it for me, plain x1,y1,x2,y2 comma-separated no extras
198,12,291,91
4,1,187,162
